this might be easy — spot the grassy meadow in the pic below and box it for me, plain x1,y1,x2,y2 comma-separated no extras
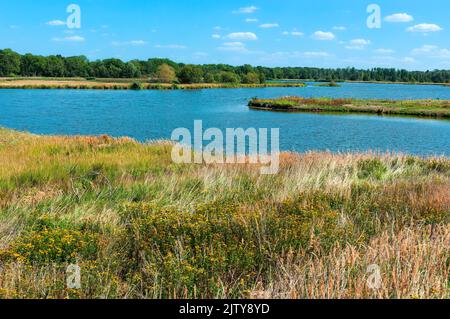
0,128,448,299
249,97,450,118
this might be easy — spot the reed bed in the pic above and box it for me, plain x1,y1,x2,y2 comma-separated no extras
0,128,448,299
249,97,450,118
0,79,307,90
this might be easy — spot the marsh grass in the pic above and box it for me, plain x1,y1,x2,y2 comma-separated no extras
0,78,307,90
0,129,448,299
249,96,450,118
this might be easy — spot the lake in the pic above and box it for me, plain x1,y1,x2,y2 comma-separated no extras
0,82,449,156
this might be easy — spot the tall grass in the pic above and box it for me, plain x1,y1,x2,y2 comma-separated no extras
0,129,448,299
0,79,307,90
249,97,450,118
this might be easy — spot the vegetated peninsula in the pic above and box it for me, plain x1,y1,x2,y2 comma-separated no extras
1,48,450,89
0,127,448,299
249,97,450,118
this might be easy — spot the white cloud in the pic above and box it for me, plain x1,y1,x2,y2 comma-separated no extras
226,32,258,41
303,51,332,57
112,40,147,46
345,38,371,50
411,45,450,58
282,31,304,37
385,13,414,23
46,20,66,26
291,31,304,37
403,57,416,63
233,6,258,14
345,39,371,50
333,26,347,31
155,44,187,49
407,23,443,33
259,23,279,29
246,18,258,23
374,48,395,54
311,31,335,41
351,39,371,45
212,34,221,39
222,42,245,47
218,41,248,53
52,35,85,42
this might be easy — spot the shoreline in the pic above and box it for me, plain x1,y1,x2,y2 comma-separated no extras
0,79,307,90
1,77,449,90
249,97,450,119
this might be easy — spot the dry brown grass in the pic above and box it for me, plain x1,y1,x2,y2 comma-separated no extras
252,224,449,299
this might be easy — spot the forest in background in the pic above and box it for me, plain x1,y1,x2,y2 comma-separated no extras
1,48,450,84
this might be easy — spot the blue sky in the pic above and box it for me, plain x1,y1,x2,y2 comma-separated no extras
1,0,449,70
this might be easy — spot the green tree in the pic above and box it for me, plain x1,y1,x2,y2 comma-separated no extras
0,49,21,76
218,71,240,83
178,65,203,84
242,72,260,84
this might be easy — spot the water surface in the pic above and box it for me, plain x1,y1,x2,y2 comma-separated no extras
0,82,449,156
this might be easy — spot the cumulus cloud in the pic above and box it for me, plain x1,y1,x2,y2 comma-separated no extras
374,48,395,54
385,13,414,23
402,57,416,63
407,23,443,33
218,41,248,53
311,31,335,40
259,23,279,29
411,45,450,58
52,35,85,42
226,32,258,40
245,18,259,23
46,20,66,26
212,34,221,39
346,38,371,50
282,31,304,37
333,26,347,31
233,6,258,14
302,51,332,57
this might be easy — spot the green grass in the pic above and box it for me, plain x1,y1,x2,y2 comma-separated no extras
0,129,448,299
314,82,341,87
249,96,450,118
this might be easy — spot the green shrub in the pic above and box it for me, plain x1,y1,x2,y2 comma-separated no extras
117,197,347,297
357,159,387,180
1,226,98,265
130,82,143,90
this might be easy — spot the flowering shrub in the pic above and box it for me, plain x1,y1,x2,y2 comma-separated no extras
118,197,349,297
1,227,98,265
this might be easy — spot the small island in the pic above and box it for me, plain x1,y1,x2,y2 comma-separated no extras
314,81,341,87
248,96,450,118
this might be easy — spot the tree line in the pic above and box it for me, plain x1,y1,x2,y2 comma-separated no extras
1,48,449,84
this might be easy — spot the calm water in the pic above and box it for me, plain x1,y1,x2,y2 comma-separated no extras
0,82,449,156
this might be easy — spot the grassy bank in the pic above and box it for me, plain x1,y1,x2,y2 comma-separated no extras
249,97,450,118
0,128,448,299
0,78,307,90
